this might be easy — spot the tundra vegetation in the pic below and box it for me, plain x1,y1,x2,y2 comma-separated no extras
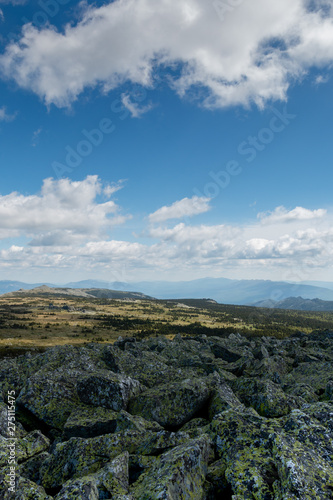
1,293,333,356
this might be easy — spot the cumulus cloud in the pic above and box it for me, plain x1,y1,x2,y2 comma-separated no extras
258,206,327,224
0,0,333,108
0,194,331,281
149,196,211,223
145,204,333,274
0,175,129,243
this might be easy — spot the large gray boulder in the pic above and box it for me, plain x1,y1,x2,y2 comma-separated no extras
0,473,52,500
128,378,210,428
76,371,142,410
17,368,82,429
40,429,190,489
230,377,300,417
0,430,49,468
64,406,162,439
54,452,130,500
130,434,214,499
102,345,188,388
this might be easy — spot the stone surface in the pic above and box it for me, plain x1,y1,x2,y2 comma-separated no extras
76,371,142,411
0,473,52,500
64,406,119,439
128,378,210,428
0,332,331,498
231,377,300,417
130,434,214,499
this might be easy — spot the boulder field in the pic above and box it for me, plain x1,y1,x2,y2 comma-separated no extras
0,330,333,499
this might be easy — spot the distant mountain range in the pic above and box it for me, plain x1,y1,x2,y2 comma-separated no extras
252,296,333,311
3,285,153,301
2,277,333,308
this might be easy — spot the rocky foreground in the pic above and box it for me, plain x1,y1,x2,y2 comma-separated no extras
0,331,333,499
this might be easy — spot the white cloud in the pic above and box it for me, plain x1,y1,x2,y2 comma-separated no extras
0,8,4,21
0,106,16,122
121,93,153,118
258,206,327,224
0,175,129,242
0,195,332,281
315,74,329,84
0,0,333,108
149,196,211,223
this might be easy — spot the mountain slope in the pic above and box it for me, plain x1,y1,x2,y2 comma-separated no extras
3,285,154,301
125,278,333,304
253,296,333,311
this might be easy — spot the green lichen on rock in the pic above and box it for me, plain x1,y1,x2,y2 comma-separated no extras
207,373,244,420
114,410,163,434
17,369,81,430
54,452,130,499
39,428,190,488
301,401,333,431
209,408,282,498
282,361,333,395
76,370,142,410
64,405,163,439
40,430,147,488
0,331,332,498
285,382,319,403
54,475,99,500
0,472,52,499
18,451,51,484
179,418,210,438
102,344,185,388
0,402,27,439
205,458,230,497
128,378,210,428
130,434,214,499
16,430,50,463
0,429,49,468
64,405,119,438
272,428,333,499
230,377,300,417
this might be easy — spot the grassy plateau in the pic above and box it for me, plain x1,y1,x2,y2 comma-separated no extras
1,292,333,358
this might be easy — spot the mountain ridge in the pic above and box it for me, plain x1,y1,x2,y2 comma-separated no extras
2,278,333,306
253,296,333,311
3,285,154,301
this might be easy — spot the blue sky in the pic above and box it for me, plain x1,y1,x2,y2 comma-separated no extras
0,0,333,284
